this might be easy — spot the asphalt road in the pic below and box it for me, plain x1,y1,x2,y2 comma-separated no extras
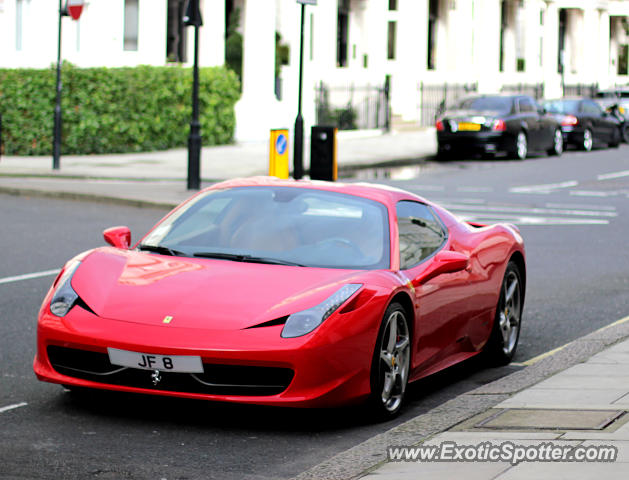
2,144,629,479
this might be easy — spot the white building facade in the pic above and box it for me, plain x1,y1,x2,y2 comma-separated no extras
1,0,629,141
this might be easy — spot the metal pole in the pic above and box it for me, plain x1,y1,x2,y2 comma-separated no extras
293,3,306,180
187,24,202,190
53,0,64,170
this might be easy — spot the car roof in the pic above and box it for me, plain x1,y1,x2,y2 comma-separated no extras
203,176,429,206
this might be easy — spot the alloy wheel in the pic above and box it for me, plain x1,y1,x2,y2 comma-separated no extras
552,129,563,155
582,129,593,151
378,309,410,413
516,132,527,160
498,269,521,356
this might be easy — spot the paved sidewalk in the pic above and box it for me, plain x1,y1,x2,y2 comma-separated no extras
0,129,436,181
0,128,436,207
360,323,629,480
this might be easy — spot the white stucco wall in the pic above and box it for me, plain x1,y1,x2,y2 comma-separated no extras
2,0,629,141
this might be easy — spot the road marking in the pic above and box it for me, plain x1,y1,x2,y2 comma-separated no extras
440,203,617,218
597,170,629,181
522,314,629,366
570,190,617,197
0,269,60,285
411,185,446,191
509,180,578,194
457,186,493,193
545,202,617,211
456,213,609,225
0,402,27,414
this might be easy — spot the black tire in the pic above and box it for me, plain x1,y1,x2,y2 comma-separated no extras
510,131,527,160
547,129,564,156
580,128,593,151
484,261,523,366
367,302,411,419
609,127,621,148
622,124,629,144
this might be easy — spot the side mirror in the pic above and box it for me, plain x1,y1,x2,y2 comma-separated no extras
103,226,131,249
414,250,469,285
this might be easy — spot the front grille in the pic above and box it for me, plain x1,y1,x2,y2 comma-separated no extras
47,345,293,396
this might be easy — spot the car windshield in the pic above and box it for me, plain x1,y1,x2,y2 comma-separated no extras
543,100,581,114
453,96,512,114
139,186,390,270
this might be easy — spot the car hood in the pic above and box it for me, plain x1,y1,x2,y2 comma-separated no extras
71,248,367,330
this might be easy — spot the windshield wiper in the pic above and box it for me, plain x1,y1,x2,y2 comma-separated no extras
137,244,186,257
193,252,304,266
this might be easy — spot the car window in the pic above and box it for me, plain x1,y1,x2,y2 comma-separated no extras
396,201,446,270
582,100,602,115
454,96,512,114
543,99,580,114
518,97,537,113
142,186,390,270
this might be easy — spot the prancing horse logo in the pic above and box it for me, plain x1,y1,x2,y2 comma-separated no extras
151,369,162,386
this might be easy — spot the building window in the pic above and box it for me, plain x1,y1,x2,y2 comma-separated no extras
389,0,397,11
167,0,187,62
558,9,566,74
337,0,349,67
619,44,629,75
124,0,139,51
310,13,314,61
427,0,438,70
16,0,23,51
387,21,397,60
499,0,507,72
515,3,525,72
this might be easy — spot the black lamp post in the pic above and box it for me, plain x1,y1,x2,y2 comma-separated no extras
52,0,83,170
184,0,203,190
53,0,68,170
293,0,316,180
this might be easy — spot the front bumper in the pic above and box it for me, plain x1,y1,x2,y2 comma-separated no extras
34,302,383,408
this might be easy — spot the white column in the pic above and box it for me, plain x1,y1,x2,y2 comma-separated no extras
542,2,561,98
596,9,610,89
474,0,502,93
234,0,280,142
198,0,225,67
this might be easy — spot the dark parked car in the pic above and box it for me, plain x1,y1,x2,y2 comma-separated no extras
436,94,563,160
594,89,629,143
542,97,621,151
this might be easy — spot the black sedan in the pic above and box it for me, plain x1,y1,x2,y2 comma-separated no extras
436,94,563,160
542,97,621,151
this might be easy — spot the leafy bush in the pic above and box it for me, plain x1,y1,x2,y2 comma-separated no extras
0,64,240,155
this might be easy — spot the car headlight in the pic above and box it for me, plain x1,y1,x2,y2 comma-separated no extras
281,284,362,338
49,261,81,317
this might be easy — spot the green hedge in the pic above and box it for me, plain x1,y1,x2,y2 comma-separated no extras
0,64,240,155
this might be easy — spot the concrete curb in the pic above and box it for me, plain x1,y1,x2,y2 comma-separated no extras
0,186,177,210
290,317,629,480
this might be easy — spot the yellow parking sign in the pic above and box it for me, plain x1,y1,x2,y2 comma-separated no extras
269,129,289,179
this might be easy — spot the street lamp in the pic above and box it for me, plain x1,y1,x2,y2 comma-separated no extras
184,0,203,190
53,0,84,170
293,0,317,180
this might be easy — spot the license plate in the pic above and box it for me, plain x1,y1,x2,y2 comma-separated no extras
107,348,203,373
457,122,481,131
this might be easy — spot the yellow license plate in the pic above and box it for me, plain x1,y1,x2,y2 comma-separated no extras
457,122,481,131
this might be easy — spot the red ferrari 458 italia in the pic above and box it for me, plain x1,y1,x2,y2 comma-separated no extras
34,177,525,417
